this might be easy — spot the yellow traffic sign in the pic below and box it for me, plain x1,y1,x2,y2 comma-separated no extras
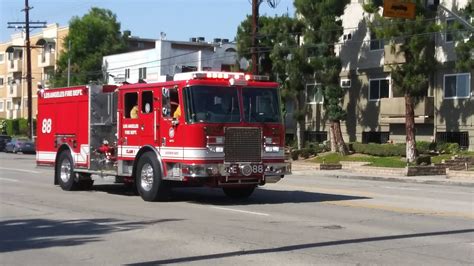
383,0,416,19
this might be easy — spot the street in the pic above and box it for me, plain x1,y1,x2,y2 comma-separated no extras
0,152,473,265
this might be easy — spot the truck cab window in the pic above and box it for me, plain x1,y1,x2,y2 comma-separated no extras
142,91,153,114
124,92,138,118
162,87,179,118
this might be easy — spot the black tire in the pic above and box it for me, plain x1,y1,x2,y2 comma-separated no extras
136,151,168,201
56,150,80,191
222,186,256,199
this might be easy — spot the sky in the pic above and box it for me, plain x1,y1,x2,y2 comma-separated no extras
0,0,295,43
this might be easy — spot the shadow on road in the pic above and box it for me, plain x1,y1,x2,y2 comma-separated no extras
127,228,474,265
0,218,184,253
90,184,370,205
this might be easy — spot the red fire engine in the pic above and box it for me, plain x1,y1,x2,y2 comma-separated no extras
36,71,291,201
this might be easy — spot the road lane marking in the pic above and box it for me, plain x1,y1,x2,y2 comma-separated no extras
211,206,269,216
325,201,474,219
0,177,19,182
0,167,41,174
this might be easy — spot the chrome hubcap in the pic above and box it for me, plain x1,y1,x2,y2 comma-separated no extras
140,163,154,191
60,159,71,183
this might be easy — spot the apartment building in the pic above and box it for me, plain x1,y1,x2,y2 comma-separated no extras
301,0,473,151
0,24,68,120
103,37,237,85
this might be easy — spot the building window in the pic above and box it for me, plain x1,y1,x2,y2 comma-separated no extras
0,53,4,64
125,68,130,79
370,32,384,50
446,19,454,42
369,78,390,101
444,73,470,99
0,77,4,86
306,83,323,104
6,101,12,110
0,101,4,112
436,132,469,150
304,131,328,143
362,131,390,144
139,67,147,80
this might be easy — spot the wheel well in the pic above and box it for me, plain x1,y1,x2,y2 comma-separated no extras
132,146,164,182
54,144,71,185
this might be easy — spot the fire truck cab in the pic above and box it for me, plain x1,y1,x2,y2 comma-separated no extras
37,71,291,201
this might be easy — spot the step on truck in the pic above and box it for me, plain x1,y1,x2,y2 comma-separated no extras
36,71,291,201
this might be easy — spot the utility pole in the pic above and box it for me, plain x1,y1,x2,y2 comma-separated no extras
7,0,46,139
251,0,259,75
250,0,280,75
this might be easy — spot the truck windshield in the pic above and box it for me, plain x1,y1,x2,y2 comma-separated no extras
184,86,241,123
242,87,281,123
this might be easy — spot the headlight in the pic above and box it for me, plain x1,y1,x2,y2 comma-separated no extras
264,146,280,153
207,146,224,153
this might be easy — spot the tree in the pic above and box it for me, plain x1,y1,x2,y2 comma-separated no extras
453,3,473,72
52,8,127,87
294,0,350,154
236,15,311,149
365,1,439,162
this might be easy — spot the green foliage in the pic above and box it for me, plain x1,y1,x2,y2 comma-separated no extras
0,119,7,134
351,143,406,157
5,119,19,136
311,153,408,168
52,8,127,87
18,119,28,136
295,0,349,122
454,3,474,72
437,142,460,154
1,118,35,136
415,155,431,165
416,141,432,154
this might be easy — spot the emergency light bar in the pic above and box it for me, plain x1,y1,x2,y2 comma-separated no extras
173,71,269,83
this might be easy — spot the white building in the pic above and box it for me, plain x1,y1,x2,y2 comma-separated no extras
103,38,238,85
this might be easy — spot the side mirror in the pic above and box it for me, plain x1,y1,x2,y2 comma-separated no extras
171,118,179,127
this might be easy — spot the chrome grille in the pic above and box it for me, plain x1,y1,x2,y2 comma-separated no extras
225,127,262,163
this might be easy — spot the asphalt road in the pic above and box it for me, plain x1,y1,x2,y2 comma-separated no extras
1,152,473,265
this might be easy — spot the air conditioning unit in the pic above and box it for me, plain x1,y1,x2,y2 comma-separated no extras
341,79,351,88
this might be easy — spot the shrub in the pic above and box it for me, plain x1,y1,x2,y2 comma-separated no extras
291,150,300,161
416,155,431,166
352,143,406,157
18,118,28,136
416,141,431,155
300,148,313,159
437,142,460,154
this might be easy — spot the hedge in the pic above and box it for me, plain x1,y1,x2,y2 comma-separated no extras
2,118,36,136
351,143,406,157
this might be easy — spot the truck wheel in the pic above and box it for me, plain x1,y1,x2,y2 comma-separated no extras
136,151,168,201
56,150,80,191
222,186,256,199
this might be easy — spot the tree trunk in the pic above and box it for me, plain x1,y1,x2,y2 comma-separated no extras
295,96,304,150
331,120,348,155
330,123,336,152
405,94,416,163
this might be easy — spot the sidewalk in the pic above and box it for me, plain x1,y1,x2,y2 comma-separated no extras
290,161,474,187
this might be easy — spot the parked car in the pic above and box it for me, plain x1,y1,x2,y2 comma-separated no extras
0,135,12,152
5,138,36,154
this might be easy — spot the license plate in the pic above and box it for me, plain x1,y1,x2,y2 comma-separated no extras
225,164,264,176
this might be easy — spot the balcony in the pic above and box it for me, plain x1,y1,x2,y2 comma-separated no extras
38,52,55,67
380,97,434,124
6,110,21,119
7,82,22,98
7,59,23,73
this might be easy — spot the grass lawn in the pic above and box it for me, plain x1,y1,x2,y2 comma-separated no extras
310,153,408,168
